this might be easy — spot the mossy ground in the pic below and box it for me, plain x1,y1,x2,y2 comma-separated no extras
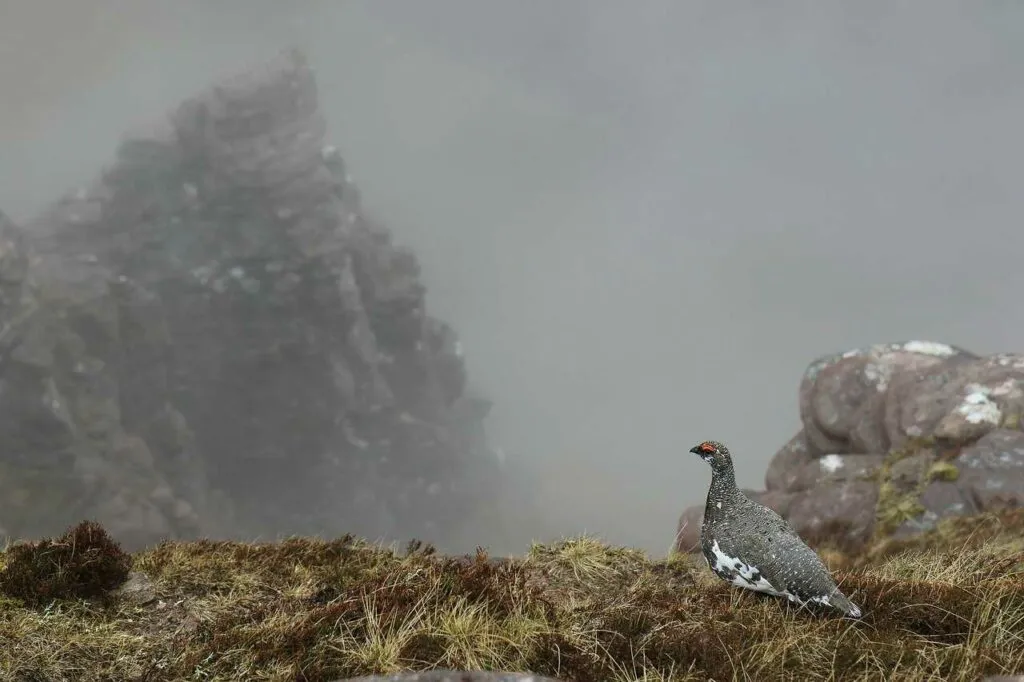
2,512,1024,682
873,437,948,538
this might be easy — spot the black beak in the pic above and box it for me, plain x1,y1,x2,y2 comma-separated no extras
689,446,702,455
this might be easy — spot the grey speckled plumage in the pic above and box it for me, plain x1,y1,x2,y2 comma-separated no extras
689,440,862,618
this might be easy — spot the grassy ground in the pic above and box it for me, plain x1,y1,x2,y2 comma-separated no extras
1,512,1023,682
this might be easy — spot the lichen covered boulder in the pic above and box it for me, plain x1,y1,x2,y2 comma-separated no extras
676,341,1024,554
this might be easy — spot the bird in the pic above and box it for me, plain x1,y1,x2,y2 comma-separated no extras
688,439,862,618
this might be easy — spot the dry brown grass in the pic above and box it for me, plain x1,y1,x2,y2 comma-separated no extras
2,512,1024,681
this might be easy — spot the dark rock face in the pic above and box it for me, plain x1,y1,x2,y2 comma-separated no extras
785,480,878,548
0,49,501,550
956,429,1024,511
676,341,1024,553
764,431,813,493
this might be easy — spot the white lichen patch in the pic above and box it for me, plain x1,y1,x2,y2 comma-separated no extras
990,378,1023,399
804,361,827,382
992,354,1024,369
808,341,951,385
868,343,908,357
862,362,894,392
902,340,957,357
819,454,845,474
997,450,1024,467
957,384,1003,425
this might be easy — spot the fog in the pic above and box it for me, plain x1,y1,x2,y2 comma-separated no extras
3,0,1024,555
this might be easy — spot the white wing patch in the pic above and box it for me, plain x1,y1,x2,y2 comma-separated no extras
708,540,788,598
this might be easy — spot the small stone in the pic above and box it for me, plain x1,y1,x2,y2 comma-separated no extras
113,571,158,606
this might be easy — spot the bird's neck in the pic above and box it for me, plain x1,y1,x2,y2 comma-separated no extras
706,465,739,511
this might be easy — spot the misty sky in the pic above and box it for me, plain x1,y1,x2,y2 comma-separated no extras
2,1,1024,555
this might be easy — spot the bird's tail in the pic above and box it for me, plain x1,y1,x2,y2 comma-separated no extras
830,590,862,618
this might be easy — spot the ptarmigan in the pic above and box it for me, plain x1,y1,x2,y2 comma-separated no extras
689,440,862,618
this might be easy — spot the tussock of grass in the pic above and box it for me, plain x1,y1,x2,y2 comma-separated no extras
2,514,1024,681
0,520,132,607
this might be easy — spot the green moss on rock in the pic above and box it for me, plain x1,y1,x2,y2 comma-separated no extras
873,437,936,539
927,460,960,483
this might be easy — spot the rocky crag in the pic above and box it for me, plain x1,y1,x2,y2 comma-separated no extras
0,48,502,550
676,340,1024,553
